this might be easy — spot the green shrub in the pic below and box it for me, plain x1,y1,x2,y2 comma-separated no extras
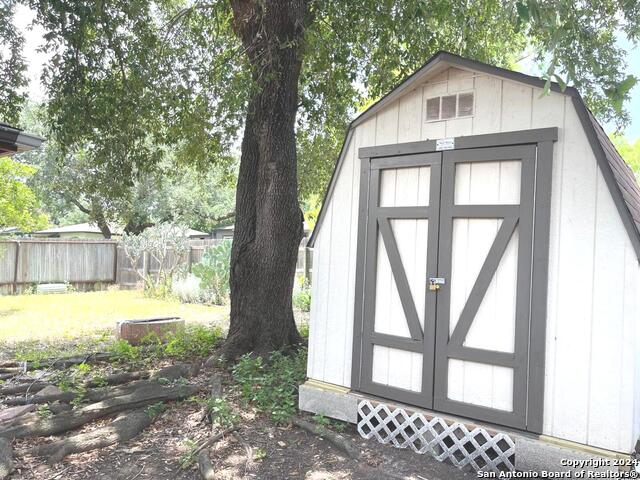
108,339,141,363
201,396,238,429
163,325,223,359
141,324,223,360
298,323,309,339
232,348,307,423
192,240,232,305
292,277,311,312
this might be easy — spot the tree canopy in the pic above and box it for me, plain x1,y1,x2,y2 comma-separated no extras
0,155,48,232
611,134,640,179
2,0,639,356
1,0,638,202
18,102,236,236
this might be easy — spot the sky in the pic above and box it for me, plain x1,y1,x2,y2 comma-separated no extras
12,6,640,142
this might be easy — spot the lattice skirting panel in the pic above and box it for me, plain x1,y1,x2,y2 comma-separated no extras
357,400,515,473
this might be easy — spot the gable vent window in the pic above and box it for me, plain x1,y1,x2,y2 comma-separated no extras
425,91,474,122
441,95,457,119
426,97,440,121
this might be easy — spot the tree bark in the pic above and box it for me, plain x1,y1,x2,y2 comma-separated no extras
224,0,308,359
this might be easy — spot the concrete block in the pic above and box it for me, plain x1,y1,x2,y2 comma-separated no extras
116,317,184,345
298,383,358,423
515,436,617,475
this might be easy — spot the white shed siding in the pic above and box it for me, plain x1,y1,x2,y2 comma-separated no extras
307,65,640,452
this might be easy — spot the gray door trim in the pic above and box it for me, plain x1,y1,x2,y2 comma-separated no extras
527,140,555,434
351,128,556,434
358,127,558,159
354,152,441,409
433,144,536,431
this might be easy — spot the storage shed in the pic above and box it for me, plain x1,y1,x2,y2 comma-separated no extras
300,51,640,470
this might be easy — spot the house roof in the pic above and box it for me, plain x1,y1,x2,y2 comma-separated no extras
35,222,124,236
0,227,21,235
308,51,640,262
185,228,209,237
34,223,210,238
0,123,44,156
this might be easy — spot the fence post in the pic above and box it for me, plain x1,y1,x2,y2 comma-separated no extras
12,241,20,294
112,243,118,284
142,250,149,279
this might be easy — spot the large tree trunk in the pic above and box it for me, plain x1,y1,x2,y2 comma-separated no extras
224,0,308,359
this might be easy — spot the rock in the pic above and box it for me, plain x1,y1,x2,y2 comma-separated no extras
0,438,12,479
35,385,63,397
0,405,36,424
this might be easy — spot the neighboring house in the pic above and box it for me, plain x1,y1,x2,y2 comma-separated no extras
0,123,43,156
0,227,24,237
32,223,210,240
211,225,235,241
32,223,124,239
184,228,210,239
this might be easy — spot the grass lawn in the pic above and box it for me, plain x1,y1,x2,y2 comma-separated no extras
0,289,228,344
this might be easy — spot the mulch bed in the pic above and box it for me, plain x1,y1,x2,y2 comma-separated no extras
1,351,473,480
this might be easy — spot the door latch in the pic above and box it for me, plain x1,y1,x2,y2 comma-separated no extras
429,277,446,291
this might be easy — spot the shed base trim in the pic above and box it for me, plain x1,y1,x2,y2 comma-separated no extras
298,381,359,423
298,383,632,474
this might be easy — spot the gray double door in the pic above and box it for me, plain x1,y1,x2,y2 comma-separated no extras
353,143,540,432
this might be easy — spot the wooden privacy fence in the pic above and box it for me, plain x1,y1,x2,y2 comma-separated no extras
0,238,313,294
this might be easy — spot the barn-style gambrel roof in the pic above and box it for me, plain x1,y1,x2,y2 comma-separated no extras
308,51,640,262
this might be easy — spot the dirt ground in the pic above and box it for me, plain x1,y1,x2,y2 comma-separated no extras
5,358,475,480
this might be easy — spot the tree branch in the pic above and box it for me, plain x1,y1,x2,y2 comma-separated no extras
212,210,235,223
68,198,91,215
163,3,219,39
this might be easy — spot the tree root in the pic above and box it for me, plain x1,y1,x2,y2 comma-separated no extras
0,383,199,440
24,353,113,371
196,427,237,480
2,364,201,406
25,408,154,464
84,370,150,388
3,392,76,406
198,450,216,480
291,417,360,459
0,382,50,396
151,363,201,382
0,438,11,479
